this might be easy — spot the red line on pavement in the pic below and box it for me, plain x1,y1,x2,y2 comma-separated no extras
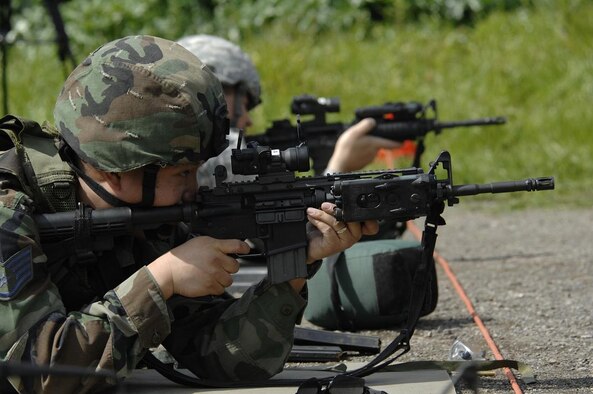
406,220,524,394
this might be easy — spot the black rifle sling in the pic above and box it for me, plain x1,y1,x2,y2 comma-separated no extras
341,202,444,378
142,204,443,389
412,138,426,168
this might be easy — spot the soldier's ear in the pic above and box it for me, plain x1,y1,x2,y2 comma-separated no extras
101,171,123,190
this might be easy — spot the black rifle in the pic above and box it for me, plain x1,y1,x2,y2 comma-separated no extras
34,140,553,284
249,95,506,174
32,141,554,389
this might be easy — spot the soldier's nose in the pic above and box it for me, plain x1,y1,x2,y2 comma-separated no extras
182,189,197,202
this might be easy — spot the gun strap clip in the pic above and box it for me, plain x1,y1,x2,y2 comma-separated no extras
74,202,92,254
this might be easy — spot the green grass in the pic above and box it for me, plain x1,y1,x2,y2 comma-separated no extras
4,2,592,209
242,2,593,209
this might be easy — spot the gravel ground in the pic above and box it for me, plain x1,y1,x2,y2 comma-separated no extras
304,203,593,393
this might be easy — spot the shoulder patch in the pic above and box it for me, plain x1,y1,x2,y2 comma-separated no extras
0,245,33,300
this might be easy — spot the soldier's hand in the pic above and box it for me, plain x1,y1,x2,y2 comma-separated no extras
326,118,401,173
148,236,249,299
305,202,378,263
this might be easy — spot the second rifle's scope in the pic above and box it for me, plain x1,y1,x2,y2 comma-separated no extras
291,94,340,115
355,101,424,121
231,142,310,175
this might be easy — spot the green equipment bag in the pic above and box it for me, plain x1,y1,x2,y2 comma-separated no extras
304,239,438,331
0,114,76,213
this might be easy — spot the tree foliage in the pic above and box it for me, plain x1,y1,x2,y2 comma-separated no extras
5,0,535,55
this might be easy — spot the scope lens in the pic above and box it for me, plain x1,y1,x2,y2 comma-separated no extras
281,146,310,172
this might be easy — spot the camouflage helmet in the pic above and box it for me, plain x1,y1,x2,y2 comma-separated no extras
54,35,229,173
176,34,262,110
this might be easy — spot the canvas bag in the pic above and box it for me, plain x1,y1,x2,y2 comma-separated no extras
304,239,438,331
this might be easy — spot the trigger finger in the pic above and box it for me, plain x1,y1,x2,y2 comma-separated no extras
222,256,240,274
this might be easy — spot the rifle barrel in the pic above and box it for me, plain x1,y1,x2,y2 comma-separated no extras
450,177,554,197
371,116,506,140
437,116,506,129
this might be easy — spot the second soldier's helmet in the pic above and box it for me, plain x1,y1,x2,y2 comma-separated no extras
54,35,229,173
177,34,262,111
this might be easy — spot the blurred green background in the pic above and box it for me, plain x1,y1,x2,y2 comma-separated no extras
2,0,591,208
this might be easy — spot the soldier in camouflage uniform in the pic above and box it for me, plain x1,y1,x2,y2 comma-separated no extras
0,35,377,393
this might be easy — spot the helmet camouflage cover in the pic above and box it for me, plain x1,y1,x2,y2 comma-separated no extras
54,35,229,173
177,34,262,110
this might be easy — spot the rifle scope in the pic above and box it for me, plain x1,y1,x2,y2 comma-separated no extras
291,94,340,115
231,142,310,175
355,102,424,121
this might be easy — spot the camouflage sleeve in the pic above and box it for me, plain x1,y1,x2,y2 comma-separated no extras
164,279,307,381
0,188,170,393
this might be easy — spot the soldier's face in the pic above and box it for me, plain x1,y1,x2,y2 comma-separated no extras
224,87,252,130
115,164,199,207
152,164,199,206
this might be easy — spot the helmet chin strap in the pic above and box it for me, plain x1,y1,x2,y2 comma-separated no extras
59,141,158,208
139,164,159,206
230,84,248,128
